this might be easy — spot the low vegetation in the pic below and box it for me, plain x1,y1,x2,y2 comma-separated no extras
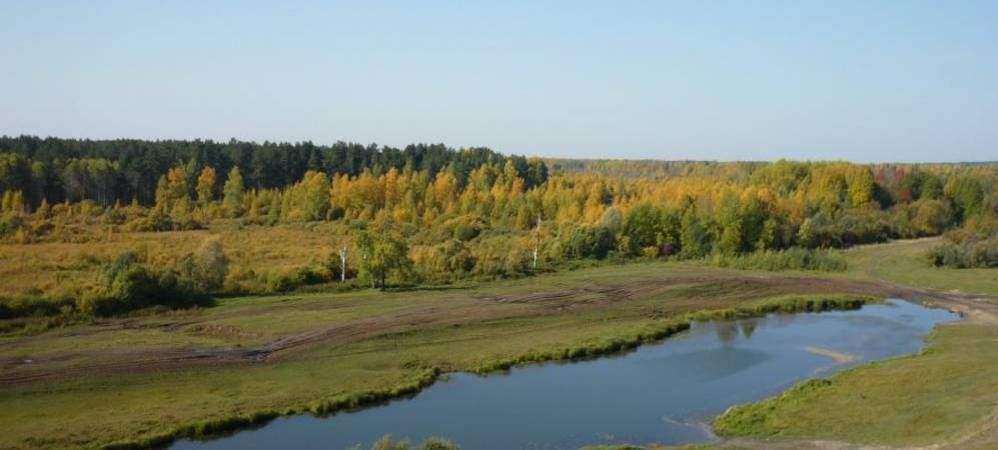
714,321,998,447
714,378,835,437
362,435,460,450
842,238,998,297
927,217,998,268
709,247,847,272
0,236,226,322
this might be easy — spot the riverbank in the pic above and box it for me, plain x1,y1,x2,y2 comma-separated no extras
168,299,952,450
713,289,998,449
707,238,998,449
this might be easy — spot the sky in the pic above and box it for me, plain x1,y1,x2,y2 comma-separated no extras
1,1,996,162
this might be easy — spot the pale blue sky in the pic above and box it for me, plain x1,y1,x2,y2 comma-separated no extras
1,1,996,162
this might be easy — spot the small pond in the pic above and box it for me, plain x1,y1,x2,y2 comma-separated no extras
172,299,957,449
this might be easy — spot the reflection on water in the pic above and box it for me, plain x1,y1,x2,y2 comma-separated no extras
713,320,740,344
740,318,758,339
172,299,957,450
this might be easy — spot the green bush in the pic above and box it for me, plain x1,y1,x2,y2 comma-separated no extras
711,247,847,272
0,293,73,319
266,265,335,293
266,271,300,293
76,251,212,316
927,219,998,268
452,222,480,241
0,212,25,237
927,237,998,268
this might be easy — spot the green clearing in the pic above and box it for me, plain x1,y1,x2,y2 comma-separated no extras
0,239,996,449
840,237,998,296
711,238,998,449
714,322,998,448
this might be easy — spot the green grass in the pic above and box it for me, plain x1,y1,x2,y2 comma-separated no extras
710,247,848,272
709,238,998,449
714,323,998,446
581,444,745,450
841,237,998,296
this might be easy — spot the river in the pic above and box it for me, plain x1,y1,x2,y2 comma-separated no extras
172,299,957,450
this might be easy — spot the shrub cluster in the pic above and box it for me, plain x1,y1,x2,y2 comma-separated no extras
2,237,228,320
76,251,212,316
0,292,74,320
927,218,998,268
927,236,998,268
265,264,336,292
710,248,848,272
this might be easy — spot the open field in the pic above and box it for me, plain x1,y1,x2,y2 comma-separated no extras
0,237,996,449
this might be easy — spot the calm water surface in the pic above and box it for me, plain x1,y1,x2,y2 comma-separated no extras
172,299,957,450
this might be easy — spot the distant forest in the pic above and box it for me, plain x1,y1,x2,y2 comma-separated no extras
0,135,548,208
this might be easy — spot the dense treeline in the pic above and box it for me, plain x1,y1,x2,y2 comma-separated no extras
546,159,767,180
1,137,996,320
2,148,994,263
0,135,547,208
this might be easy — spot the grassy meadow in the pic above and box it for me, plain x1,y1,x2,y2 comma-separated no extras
0,222,352,299
840,237,998,296
4,221,987,303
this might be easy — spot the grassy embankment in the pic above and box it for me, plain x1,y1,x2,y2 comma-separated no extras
714,237,998,449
